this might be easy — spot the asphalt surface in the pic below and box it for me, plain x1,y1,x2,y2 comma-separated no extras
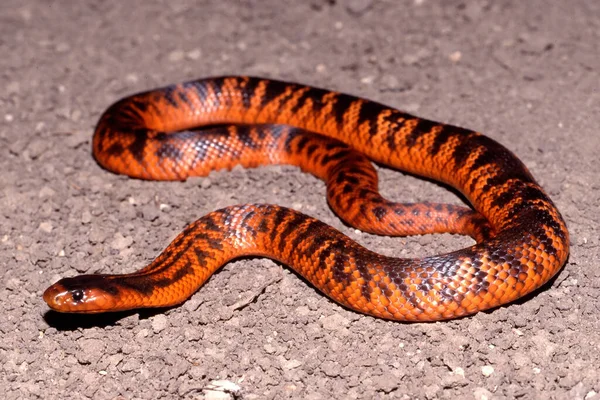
1,1,599,399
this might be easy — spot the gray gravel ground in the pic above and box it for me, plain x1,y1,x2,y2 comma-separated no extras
1,1,599,399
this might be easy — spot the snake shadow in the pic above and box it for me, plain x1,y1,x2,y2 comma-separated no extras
43,306,178,331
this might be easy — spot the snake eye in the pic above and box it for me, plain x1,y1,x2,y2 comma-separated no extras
72,289,84,302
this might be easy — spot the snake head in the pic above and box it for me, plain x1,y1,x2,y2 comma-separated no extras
43,275,121,313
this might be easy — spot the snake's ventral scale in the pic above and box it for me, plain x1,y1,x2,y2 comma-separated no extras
43,76,569,321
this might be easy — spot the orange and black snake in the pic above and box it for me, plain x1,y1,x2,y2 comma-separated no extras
43,76,569,321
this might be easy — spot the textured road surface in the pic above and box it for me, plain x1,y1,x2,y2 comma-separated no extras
1,1,598,399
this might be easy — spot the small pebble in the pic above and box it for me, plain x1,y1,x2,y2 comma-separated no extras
346,0,374,15
204,380,241,400
321,313,350,331
473,387,494,400
449,51,462,62
151,314,168,333
200,178,212,189
110,232,133,250
186,49,201,60
168,49,185,62
39,221,53,233
81,211,92,224
39,186,56,198
281,358,303,370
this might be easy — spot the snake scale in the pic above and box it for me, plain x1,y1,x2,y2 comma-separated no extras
43,76,569,321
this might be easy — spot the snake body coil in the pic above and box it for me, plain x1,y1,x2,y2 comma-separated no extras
43,76,569,321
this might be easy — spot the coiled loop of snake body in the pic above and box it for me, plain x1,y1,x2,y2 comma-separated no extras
43,76,569,321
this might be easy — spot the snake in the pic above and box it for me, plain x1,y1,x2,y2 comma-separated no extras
43,76,569,321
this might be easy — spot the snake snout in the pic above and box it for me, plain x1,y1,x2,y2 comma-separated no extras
43,283,72,311
43,275,119,313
